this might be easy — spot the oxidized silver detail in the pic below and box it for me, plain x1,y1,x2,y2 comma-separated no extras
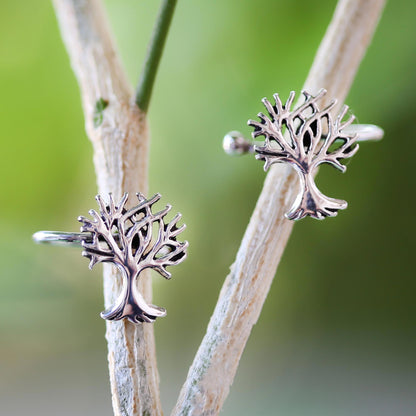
34,193,188,324
223,124,383,156
248,89,379,220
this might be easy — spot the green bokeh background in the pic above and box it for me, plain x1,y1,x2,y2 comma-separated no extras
1,1,415,415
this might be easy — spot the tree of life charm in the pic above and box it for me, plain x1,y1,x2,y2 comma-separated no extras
249,89,359,220
78,193,188,323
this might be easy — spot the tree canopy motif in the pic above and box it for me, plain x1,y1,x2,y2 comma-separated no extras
78,193,188,323
249,89,359,220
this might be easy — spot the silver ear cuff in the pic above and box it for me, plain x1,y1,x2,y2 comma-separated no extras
33,193,188,323
224,89,383,220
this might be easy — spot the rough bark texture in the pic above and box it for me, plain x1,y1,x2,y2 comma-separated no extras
52,0,385,415
171,1,386,415
53,1,162,415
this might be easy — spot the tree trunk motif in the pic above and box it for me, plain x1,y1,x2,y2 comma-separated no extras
249,90,359,220
286,165,347,220
101,268,167,322
78,193,188,323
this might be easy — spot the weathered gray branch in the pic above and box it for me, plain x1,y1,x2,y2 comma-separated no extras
52,0,161,415
171,1,386,415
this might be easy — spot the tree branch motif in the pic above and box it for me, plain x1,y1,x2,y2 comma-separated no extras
249,89,359,220
78,193,188,323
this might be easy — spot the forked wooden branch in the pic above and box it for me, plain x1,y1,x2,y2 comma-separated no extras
172,0,386,415
52,1,161,415
52,0,385,415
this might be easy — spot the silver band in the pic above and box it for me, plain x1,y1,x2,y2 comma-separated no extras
32,231,92,247
337,124,384,142
223,124,384,156
33,193,188,324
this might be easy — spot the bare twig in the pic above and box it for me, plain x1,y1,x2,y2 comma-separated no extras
53,0,162,415
135,0,178,112
171,1,386,415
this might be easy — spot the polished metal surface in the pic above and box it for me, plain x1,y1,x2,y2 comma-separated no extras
248,89,382,220
223,131,256,155
33,231,92,247
343,123,384,141
33,193,188,323
223,124,383,156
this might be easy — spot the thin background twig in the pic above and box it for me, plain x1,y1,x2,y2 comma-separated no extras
52,0,386,415
53,0,177,415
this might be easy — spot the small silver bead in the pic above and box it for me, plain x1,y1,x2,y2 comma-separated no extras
223,131,254,156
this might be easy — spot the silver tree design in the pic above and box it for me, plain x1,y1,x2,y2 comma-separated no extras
78,193,188,323
249,89,359,220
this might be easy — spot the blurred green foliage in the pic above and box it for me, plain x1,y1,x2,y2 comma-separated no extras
0,1,415,415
